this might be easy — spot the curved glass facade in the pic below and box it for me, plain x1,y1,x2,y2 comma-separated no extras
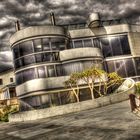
13,37,67,69
16,64,62,85
15,59,103,85
14,52,60,69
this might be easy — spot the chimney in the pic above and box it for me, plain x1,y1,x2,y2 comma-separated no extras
15,20,20,31
87,13,100,28
50,12,56,25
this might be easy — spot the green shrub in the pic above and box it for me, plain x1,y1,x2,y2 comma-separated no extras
136,82,140,95
0,105,19,122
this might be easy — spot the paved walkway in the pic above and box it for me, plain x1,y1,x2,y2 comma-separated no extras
0,100,140,140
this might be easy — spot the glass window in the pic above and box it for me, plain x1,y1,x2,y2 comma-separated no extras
42,38,50,51
0,79,3,85
56,64,62,76
83,39,92,47
52,52,60,61
135,58,140,75
47,65,56,77
93,38,100,48
68,41,73,49
115,60,127,77
74,40,83,48
43,52,53,62
120,35,131,54
35,53,43,63
33,39,42,52
106,61,115,73
16,72,23,85
15,59,23,69
23,68,36,83
100,38,112,57
23,55,36,66
19,41,33,56
59,42,65,50
10,78,14,83
124,58,136,77
110,36,122,56
37,66,46,78
13,46,20,59
63,62,83,75
51,38,60,50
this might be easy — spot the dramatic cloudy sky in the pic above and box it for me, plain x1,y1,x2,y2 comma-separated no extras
0,0,140,72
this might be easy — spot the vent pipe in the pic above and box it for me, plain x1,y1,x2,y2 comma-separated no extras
15,20,20,31
50,12,56,25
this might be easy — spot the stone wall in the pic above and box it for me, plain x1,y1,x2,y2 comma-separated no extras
0,70,15,89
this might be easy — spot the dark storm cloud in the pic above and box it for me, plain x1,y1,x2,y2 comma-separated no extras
0,0,140,72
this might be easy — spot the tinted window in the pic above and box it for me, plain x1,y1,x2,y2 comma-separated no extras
120,35,131,54
19,41,33,56
124,58,136,77
23,68,36,82
51,38,65,50
23,55,35,66
135,58,140,75
15,59,23,69
100,38,112,57
110,36,122,56
83,39,92,47
43,52,53,62
16,72,23,85
68,41,73,49
0,79,3,85
74,40,83,48
42,38,50,51
58,38,66,50
35,53,43,63
93,38,100,48
115,60,127,77
56,65,62,76
37,66,46,78
33,39,42,52
52,52,60,61
47,65,56,77
13,46,20,59
63,62,83,75
106,61,115,73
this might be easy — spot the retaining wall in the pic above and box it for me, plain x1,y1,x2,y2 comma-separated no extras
9,92,130,122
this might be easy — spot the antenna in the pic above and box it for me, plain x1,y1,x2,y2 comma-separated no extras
50,12,56,25
15,20,20,31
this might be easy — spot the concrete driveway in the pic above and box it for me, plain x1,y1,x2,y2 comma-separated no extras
0,100,140,140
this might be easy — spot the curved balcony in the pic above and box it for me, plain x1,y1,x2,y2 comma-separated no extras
16,76,70,97
10,25,69,46
60,47,103,61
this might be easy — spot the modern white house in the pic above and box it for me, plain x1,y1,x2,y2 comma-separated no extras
5,13,140,110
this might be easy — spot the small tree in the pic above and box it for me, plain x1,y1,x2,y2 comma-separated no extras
80,67,106,99
80,69,94,99
64,73,81,102
104,72,123,94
